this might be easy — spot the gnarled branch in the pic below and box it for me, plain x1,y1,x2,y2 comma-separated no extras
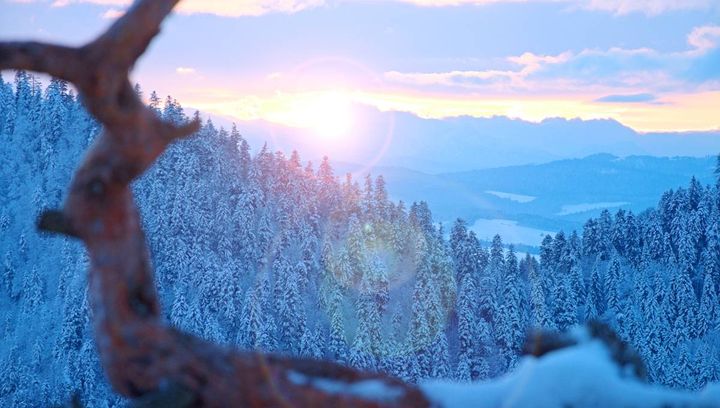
1,1,430,406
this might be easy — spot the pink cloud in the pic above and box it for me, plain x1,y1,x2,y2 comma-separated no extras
176,67,197,75
100,8,125,19
688,25,720,54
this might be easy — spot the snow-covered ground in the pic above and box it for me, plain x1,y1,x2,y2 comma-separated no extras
557,201,630,216
470,218,555,247
421,336,720,408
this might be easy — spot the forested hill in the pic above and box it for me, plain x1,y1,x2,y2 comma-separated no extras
1,72,719,406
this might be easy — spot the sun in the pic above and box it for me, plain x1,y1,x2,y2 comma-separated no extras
306,92,354,139
284,91,355,140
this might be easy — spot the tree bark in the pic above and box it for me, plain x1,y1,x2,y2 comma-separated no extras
1,1,431,406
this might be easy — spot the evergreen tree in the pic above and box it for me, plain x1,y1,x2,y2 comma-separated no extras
486,234,505,326
327,284,348,364
699,271,718,337
353,268,382,366
665,265,698,345
456,274,480,381
606,254,622,317
525,254,547,327
275,257,307,354
497,247,525,369
552,274,577,331
715,153,720,189
2,252,15,298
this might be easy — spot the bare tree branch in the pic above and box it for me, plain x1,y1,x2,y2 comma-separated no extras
1,0,431,406
0,42,81,83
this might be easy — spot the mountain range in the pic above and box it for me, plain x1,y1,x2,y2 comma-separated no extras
208,105,720,174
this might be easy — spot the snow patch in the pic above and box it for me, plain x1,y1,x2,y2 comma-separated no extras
287,371,404,403
557,201,629,216
470,218,554,247
485,190,537,203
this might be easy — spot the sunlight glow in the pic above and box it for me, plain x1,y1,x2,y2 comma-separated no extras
176,85,720,133
266,91,355,140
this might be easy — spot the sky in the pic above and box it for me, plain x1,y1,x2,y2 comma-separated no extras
1,0,719,134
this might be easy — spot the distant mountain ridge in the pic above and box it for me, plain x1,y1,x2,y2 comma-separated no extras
202,104,720,174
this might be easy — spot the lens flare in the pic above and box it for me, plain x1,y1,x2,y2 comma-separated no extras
264,90,354,141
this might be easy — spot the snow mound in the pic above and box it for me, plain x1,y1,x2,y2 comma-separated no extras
421,339,720,408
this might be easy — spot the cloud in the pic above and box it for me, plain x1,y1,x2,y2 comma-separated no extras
384,51,572,91
176,67,197,75
688,25,720,54
30,0,718,16
507,52,573,70
43,0,326,17
383,25,720,94
384,69,518,87
176,0,325,17
594,93,658,103
51,0,125,7
536,26,720,86
100,8,124,19
387,0,715,15
581,0,715,15
686,48,720,82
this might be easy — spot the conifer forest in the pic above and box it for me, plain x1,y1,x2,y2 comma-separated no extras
2,73,720,405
